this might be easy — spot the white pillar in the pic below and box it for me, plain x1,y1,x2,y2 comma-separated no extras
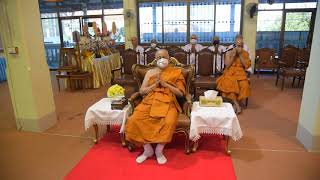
0,0,57,132
296,2,320,152
123,0,138,48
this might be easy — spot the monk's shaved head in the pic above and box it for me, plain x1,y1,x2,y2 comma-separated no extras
191,34,198,40
131,37,138,47
155,49,170,60
235,34,244,47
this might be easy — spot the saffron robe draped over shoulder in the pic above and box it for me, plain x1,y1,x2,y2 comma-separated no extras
125,65,186,146
216,50,251,101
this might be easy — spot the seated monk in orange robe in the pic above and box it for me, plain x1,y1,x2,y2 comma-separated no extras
125,49,186,164
216,35,251,114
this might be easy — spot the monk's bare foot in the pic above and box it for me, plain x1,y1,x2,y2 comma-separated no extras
239,101,246,108
233,101,242,115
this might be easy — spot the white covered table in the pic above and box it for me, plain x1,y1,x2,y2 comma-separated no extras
84,98,132,144
190,102,243,154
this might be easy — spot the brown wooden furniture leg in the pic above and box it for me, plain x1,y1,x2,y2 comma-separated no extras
120,133,126,147
56,78,61,92
184,131,191,154
106,124,111,133
281,76,285,91
225,135,231,155
192,140,199,152
93,124,98,144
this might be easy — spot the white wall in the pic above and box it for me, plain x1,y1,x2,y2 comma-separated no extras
296,2,320,152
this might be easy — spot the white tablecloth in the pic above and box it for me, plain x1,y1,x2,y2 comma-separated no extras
84,98,132,133
190,102,243,141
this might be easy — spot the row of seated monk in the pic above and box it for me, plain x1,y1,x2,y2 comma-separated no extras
114,34,251,112
120,34,253,75
129,34,252,64
124,35,250,164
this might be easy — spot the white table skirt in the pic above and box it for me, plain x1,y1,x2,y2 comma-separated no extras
190,102,243,142
84,98,132,133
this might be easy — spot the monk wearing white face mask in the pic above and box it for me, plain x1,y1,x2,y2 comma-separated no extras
145,39,160,52
125,49,186,165
183,34,204,64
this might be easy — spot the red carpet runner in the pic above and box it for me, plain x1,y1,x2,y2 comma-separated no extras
65,130,236,180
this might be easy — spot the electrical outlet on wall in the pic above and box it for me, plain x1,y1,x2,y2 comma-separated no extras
8,47,18,54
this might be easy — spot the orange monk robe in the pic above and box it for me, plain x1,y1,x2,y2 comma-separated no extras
125,65,186,146
216,50,251,101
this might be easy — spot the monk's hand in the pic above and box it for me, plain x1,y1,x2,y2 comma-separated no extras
159,78,169,88
236,46,243,55
228,49,236,59
154,79,160,88
229,49,237,57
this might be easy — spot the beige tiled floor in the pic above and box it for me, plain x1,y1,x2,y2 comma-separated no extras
0,73,319,180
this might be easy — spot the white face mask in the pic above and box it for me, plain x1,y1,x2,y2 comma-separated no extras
151,43,157,48
190,39,197,45
157,58,169,69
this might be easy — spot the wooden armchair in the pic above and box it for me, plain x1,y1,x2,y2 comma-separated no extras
143,48,157,65
127,63,195,154
275,47,305,90
292,48,310,87
173,48,189,64
166,45,182,57
115,44,125,58
255,48,277,77
193,48,216,100
111,49,138,91
56,48,92,91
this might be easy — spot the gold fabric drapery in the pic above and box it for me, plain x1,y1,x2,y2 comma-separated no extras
66,52,121,89
81,52,121,88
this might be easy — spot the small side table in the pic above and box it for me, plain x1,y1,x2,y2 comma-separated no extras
189,102,243,155
84,98,132,146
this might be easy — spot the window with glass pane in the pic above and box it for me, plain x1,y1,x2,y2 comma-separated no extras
163,2,187,43
139,2,163,43
285,0,317,9
86,9,103,15
258,1,283,10
284,12,312,48
42,18,60,44
138,0,242,44
104,15,125,42
41,17,60,69
61,19,81,47
59,11,84,17
257,11,282,32
83,18,103,37
104,8,123,15
256,11,282,52
190,1,214,43
41,13,57,18
215,0,241,43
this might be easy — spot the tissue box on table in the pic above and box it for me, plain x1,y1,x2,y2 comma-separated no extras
199,96,223,107
199,90,223,107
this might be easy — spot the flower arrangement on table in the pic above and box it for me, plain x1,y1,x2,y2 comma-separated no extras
78,21,118,58
107,84,128,110
93,21,114,57
107,84,125,98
